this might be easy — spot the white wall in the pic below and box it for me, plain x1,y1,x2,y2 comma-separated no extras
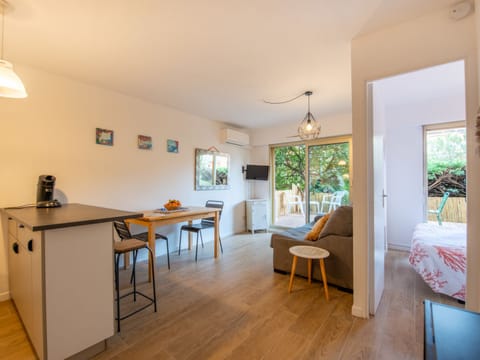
377,74,466,250
0,65,250,300
472,0,480,316
352,9,478,317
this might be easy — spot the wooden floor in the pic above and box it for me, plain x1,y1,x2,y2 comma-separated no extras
0,232,461,359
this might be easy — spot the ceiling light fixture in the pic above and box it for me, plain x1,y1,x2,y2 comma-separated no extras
0,0,27,98
264,90,320,140
297,91,320,139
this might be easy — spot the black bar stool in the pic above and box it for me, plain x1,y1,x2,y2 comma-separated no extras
114,238,157,332
114,220,170,270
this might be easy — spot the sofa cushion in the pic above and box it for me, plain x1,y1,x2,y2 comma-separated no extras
305,213,330,241
319,206,353,238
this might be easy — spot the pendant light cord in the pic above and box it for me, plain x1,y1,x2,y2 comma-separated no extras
263,91,313,105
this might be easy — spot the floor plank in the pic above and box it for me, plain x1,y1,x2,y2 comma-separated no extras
0,300,36,360
0,232,461,359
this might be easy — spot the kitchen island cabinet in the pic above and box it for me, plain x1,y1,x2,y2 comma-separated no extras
4,203,142,360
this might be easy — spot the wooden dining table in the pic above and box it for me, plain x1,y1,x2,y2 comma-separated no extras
125,206,221,281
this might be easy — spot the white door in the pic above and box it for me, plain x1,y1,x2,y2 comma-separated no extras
369,82,386,314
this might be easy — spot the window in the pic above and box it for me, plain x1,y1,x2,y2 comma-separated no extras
424,122,466,223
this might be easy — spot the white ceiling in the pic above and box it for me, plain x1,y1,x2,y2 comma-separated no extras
3,0,462,129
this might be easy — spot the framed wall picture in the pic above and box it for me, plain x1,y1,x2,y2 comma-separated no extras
96,128,114,146
138,135,152,150
167,139,179,153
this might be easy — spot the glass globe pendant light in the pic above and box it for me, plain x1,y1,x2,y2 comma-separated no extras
297,91,320,140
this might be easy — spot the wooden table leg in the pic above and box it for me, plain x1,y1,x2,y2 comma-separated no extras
288,255,298,293
319,258,329,301
147,223,156,282
307,259,312,284
214,211,219,258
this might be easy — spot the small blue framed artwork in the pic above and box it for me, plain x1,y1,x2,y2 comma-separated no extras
138,135,152,150
167,139,179,153
96,128,113,146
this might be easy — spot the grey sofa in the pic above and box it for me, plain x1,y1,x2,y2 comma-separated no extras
270,206,353,290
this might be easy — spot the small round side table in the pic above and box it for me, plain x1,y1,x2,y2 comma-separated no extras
288,245,330,300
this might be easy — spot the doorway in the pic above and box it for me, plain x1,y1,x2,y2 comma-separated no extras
369,60,466,314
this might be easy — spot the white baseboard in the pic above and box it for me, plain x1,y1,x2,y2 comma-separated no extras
388,243,410,252
0,291,10,302
351,305,369,319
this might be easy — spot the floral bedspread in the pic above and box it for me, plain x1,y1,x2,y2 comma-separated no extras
409,222,466,301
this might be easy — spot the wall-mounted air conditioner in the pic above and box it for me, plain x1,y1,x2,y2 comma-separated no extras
221,128,250,146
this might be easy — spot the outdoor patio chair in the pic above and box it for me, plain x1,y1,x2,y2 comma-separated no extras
286,195,304,215
428,191,450,225
320,190,348,213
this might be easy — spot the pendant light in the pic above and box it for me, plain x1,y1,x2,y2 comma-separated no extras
297,91,320,140
264,90,321,140
0,0,27,98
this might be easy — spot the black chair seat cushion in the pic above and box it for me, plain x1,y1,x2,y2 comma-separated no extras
180,223,213,232
133,232,168,242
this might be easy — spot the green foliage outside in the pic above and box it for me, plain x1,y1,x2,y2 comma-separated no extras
309,143,350,194
426,128,466,197
274,143,350,199
427,161,465,180
427,161,465,197
274,145,306,193
427,128,465,164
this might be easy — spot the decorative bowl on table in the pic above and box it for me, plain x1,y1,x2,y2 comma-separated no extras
164,199,182,211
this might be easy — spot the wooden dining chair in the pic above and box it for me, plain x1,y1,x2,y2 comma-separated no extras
178,200,224,261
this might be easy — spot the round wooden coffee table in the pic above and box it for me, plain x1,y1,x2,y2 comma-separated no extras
288,245,330,300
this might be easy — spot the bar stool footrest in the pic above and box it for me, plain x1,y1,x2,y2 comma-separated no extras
115,290,156,321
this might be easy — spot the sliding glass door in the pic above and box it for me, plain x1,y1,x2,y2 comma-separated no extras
308,141,351,222
271,136,352,227
272,144,306,227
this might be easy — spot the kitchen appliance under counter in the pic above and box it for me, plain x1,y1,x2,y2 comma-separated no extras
3,203,142,360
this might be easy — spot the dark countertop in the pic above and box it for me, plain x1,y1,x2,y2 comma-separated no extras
3,203,143,231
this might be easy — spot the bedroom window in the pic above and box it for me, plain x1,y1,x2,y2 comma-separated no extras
271,136,352,228
424,122,466,224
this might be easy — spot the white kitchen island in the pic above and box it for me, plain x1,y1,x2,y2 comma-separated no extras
4,203,142,360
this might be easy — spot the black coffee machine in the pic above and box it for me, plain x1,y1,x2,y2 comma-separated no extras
36,175,62,208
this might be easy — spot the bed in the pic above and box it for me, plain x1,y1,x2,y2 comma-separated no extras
409,222,466,301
